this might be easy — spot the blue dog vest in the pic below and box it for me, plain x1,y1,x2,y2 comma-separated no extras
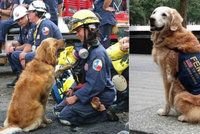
178,52,200,95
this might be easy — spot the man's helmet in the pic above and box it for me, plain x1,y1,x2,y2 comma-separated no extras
68,9,100,33
13,5,27,21
28,0,46,13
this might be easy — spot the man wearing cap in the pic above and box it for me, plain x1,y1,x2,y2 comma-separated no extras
8,0,62,87
27,0,62,49
93,0,116,49
6,5,35,88
42,0,63,25
0,0,33,54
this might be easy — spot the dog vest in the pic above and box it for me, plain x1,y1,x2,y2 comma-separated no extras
178,52,200,95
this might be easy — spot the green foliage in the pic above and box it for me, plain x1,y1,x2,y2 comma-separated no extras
188,0,200,24
130,0,200,25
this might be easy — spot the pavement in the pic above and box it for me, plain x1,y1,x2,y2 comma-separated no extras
129,54,200,134
0,64,128,134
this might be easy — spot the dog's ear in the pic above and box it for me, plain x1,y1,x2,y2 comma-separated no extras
170,9,183,31
35,40,48,61
57,39,65,49
35,39,57,65
45,43,57,65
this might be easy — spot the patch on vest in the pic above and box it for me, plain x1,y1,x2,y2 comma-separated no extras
42,27,49,35
92,59,102,71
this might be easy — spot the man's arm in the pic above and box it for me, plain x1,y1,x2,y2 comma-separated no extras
0,7,12,16
19,44,32,60
57,0,63,17
103,0,115,11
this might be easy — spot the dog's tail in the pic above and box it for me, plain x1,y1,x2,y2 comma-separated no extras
0,125,22,134
176,91,200,106
175,91,200,123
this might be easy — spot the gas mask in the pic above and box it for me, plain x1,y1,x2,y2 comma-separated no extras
73,43,89,59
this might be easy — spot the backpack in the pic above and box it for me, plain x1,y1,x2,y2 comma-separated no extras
51,70,76,103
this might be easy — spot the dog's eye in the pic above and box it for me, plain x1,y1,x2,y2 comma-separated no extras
152,11,156,14
162,13,167,17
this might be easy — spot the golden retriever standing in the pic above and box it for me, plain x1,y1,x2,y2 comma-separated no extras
0,38,64,133
150,6,200,123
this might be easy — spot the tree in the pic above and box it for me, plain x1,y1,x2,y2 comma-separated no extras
179,0,188,27
129,0,146,25
129,0,200,25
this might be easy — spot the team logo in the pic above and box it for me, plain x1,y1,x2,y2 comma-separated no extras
42,27,50,35
15,12,19,17
92,59,103,71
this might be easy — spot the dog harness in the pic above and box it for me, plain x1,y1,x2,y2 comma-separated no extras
178,52,200,95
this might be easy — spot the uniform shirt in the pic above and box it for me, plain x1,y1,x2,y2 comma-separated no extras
0,0,12,9
93,0,116,26
12,0,32,5
74,42,116,106
43,0,59,25
18,22,35,45
34,18,62,47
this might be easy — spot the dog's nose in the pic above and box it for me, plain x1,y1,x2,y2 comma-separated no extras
149,17,155,24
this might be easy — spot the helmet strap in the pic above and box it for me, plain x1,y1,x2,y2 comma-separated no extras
83,25,88,49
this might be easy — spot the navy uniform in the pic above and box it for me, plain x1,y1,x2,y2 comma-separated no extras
43,0,62,25
93,0,116,48
0,0,33,47
11,19,62,75
54,42,116,126
13,0,33,5
24,18,63,62
33,18,62,48
8,22,35,75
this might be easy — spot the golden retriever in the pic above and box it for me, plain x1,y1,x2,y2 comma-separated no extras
150,6,200,123
0,38,64,133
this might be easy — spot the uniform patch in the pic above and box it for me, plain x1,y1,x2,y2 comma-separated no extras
42,27,50,35
92,59,102,71
15,12,19,18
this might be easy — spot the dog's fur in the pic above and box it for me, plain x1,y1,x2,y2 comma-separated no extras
150,6,200,123
0,38,64,133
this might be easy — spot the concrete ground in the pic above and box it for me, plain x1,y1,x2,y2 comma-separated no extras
0,64,128,134
129,54,200,134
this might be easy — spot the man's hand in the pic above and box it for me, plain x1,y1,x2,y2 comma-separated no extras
104,7,115,12
66,89,74,97
19,52,26,61
119,37,129,51
19,52,27,69
7,46,15,53
20,59,25,69
65,95,78,105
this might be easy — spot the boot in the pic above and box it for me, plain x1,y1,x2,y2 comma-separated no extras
111,100,129,113
0,57,7,66
106,106,119,122
0,43,7,66
7,76,19,88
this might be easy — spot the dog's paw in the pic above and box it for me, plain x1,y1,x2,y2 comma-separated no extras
3,118,8,127
157,108,168,116
39,123,47,128
44,118,53,124
178,115,187,122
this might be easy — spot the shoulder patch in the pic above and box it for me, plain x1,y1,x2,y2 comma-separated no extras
42,27,50,35
92,59,103,71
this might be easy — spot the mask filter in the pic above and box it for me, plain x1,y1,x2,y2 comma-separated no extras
74,48,89,59
78,48,88,59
